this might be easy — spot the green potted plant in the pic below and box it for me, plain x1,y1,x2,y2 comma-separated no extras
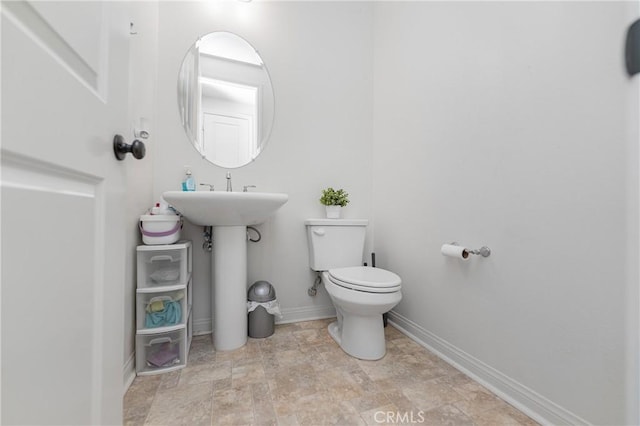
320,187,349,218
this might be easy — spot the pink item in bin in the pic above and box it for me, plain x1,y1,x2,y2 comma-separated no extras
147,342,180,367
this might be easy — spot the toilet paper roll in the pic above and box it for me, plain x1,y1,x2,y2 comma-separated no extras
441,244,469,259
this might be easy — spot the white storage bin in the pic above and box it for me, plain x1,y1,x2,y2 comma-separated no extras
137,242,191,288
139,214,182,245
187,280,193,348
188,308,193,349
136,328,187,375
136,288,188,331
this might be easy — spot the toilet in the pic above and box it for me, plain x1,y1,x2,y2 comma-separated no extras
305,219,402,360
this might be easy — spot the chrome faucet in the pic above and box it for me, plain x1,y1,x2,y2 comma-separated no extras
199,183,214,191
226,172,232,192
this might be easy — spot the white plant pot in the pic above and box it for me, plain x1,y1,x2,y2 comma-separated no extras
325,205,342,219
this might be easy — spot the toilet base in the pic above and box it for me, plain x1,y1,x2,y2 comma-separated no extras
328,314,387,361
328,321,342,345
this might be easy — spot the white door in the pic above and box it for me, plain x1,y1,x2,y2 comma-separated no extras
203,112,251,168
1,2,130,424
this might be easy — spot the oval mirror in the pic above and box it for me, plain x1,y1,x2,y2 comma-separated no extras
177,32,275,168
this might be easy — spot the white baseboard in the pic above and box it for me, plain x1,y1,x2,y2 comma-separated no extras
193,318,212,336
123,352,136,395
191,305,337,336
276,305,336,325
387,311,589,426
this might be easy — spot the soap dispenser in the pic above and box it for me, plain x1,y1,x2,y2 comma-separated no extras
182,168,196,191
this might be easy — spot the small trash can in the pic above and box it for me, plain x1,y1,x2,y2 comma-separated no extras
247,281,277,338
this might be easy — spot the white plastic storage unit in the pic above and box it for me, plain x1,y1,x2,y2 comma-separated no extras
135,241,193,375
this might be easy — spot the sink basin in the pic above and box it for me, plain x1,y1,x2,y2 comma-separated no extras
161,190,288,351
162,191,288,226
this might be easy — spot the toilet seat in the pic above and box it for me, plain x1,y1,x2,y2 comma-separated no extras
328,266,401,293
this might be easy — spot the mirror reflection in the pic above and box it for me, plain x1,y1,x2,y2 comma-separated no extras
177,32,275,168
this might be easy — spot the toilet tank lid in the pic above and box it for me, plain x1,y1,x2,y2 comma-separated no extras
304,219,368,226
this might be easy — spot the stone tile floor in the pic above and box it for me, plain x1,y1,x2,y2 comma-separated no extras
124,319,539,425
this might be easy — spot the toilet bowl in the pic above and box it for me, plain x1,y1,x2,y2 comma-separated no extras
322,267,402,360
305,219,402,360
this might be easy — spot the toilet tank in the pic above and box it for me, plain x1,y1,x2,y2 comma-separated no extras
305,219,368,271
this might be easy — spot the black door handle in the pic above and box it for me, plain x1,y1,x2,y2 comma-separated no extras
626,19,640,76
113,134,145,160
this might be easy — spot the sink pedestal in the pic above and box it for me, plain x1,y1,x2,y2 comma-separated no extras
212,226,247,351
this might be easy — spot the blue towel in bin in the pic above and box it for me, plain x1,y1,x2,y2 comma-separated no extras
145,300,182,328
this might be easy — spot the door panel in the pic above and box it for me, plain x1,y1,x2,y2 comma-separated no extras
2,153,99,424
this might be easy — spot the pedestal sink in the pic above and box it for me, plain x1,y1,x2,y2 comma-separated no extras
162,191,288,350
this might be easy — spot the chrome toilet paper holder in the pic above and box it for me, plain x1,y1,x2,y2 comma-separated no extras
450,242,491,257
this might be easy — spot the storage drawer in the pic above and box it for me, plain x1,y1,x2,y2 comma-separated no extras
136,288,188,331
137,242,191,288
136,328,186,375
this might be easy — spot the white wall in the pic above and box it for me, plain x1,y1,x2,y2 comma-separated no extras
154,2,374,333
372,2,639,424
123,2,158,384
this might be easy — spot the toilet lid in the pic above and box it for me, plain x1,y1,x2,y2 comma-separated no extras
328,266,402,293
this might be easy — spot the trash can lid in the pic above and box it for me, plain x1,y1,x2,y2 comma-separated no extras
248,280,276,302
